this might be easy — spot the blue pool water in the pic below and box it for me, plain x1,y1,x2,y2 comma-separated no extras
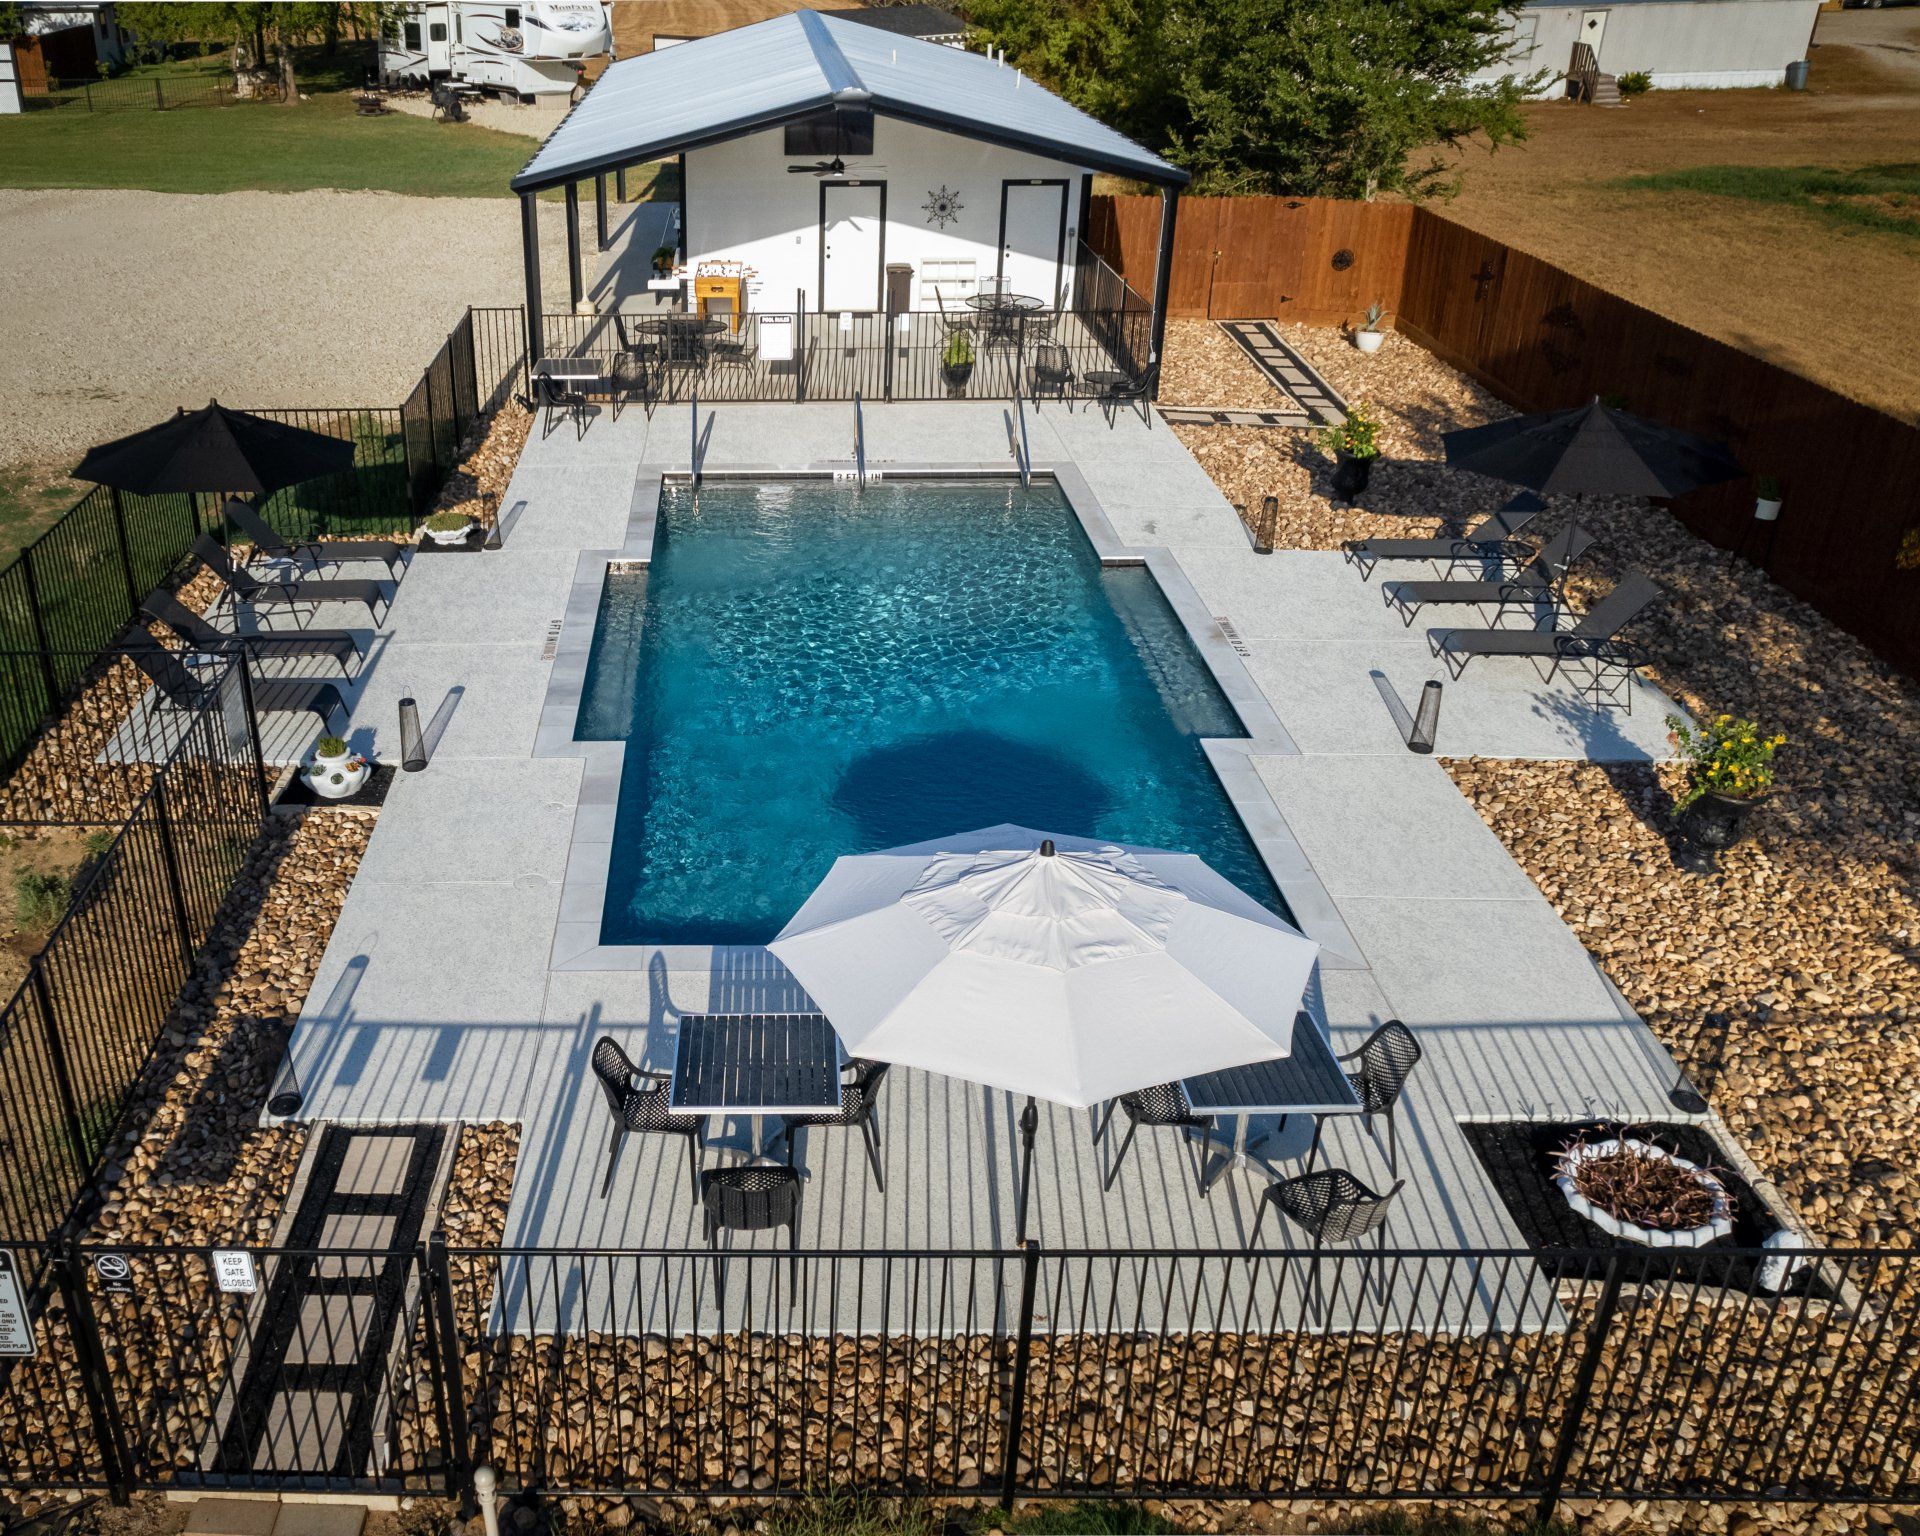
577,479,1286,945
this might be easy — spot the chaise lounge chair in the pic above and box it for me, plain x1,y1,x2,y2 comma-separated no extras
222,498,406,580
1341,493,1545,581
1382,524,1594,628
1426,569,1661,681
142,590,363,676
120,630,347,734
194,533,390,627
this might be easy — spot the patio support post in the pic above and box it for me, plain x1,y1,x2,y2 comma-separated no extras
617,165,628,202
1147,185,1180,397
564,180,584,312
1014,1094,1039,1243
519,191,545,367
595,172,609,252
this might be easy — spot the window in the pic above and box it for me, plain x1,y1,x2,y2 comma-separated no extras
404,20,422,49
506,7,521,26
783,107,875,158
430,22,447,42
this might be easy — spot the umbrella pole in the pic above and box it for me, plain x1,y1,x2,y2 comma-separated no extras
1014,1094,1039,1244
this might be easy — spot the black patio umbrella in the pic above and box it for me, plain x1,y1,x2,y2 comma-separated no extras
71,400,356,498
1442,398,1743,502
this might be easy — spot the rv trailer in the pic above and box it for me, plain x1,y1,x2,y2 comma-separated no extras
379,3,612,99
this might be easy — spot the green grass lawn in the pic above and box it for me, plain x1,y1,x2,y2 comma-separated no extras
0,463,87,568
0,86,541,198
1615,163,1920,241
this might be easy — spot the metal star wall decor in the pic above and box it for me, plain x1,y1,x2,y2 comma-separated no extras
922,185,964,228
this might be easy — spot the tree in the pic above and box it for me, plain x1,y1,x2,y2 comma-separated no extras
965,0,1546,201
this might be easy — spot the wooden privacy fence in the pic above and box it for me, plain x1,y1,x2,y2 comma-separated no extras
1088,194,1920,681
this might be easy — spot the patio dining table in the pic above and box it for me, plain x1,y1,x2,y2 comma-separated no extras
669,1012,844,1160
1181,1012,1364,1192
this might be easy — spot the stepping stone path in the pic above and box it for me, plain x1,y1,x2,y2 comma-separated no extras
1157,406,1313,429
1216,319,1349,425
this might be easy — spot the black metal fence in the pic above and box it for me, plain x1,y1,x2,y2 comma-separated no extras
21,73,237,112
0,650,267,1254
4,1239,1917,1518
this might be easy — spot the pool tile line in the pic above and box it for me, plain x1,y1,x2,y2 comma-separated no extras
532,462,1365,977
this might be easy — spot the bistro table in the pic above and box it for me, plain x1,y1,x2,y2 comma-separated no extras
965,291,1046,347
670,1013,844,1160
1182,1012,1365,1192
532,354,612,429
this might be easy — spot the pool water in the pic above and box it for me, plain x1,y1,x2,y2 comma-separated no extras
578,479,1286,945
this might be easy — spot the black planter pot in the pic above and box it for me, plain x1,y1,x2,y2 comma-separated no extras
1331,450,1375,502
942,361,974,395
1674,790,1762,851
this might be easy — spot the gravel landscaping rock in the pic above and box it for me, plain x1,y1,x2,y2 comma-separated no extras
0,189,569,467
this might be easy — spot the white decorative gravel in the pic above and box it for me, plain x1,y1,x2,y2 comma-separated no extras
0,187,571,465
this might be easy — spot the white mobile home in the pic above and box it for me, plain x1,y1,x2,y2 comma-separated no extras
1481,0,1822,93
509,11,1187,365
379,1,612,98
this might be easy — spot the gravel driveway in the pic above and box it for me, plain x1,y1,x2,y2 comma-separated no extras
0,187,572,465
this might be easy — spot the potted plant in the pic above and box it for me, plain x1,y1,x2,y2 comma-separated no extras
941,329,976,393
1754,474,1783,522
1554,1133,1734,1249
1320,402,1381,502
1353,302,1388,354
422,510,474,546
651,245,677,275
303,736,369,802
1666,712,1786,849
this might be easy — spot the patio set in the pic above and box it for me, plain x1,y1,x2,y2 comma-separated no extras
1342,398,1748,710
590,828,1426,1274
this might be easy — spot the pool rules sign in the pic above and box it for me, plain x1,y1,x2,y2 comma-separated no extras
0,1250,35,1357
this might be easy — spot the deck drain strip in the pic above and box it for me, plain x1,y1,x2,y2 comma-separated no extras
210,1125,444,1484
1216,320,1348,425
1157,405,1312,429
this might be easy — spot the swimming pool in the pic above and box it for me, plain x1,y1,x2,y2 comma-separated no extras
577,478,1286,945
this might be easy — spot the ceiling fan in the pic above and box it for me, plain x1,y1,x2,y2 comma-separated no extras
787,156,848,176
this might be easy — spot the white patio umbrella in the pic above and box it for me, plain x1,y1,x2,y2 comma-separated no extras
769,824,1319,1236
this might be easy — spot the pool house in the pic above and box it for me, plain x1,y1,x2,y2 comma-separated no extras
511,11,1187,401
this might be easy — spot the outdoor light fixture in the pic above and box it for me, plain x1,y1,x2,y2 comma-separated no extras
399,697,427,771
1407,681,1443,754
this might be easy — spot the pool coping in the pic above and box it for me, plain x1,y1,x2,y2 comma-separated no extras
532,462,1367,974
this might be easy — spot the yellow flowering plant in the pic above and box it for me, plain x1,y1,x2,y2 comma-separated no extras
1666,713,1786,811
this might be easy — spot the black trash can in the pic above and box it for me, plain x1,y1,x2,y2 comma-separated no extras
1785,59,1809,91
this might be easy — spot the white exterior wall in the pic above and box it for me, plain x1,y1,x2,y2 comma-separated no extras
684,117,1091,313
1481,0,1820,94
0,45,20,114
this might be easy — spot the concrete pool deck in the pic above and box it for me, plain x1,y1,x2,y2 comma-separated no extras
272,399,1703,1313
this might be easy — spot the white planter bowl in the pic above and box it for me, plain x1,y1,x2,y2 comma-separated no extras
1555,1138,1734,1249
424,520,474,546
1354,329,1386,354
1754,497,1782,522
304,749,369,802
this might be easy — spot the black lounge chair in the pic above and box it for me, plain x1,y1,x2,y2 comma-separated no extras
1382,525,1594,628
1341,494,1545,580
119,630,345,734
702,1164,801,1294
1427,569,1661,680
591,1035,706,1199
1094,1082,1213,1195
770,1057,889,1192
223,498,404,580
142,590,363,676
194,534,390,627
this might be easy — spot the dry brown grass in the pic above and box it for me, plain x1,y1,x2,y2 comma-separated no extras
1437,10,1920,424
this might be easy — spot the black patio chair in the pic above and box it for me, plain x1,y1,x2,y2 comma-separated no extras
534,370,593,441
1340,494,1546,580
222,498,405,581
1307,1020,1423,1176
933,287,973,340
701,1163,801,1294
1427,570,1661,681
193,534,389,627
1096,362,1159,427
1251,1167,1404,1316
591,1034,706,1200
1382,526,1593,629
1094,1082,1213,1195
1026,341,1074,407
118,629,346,735
142,590,362,676
770,1057,889,1192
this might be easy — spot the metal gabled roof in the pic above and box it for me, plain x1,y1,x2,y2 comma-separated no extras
510,10,1187,192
